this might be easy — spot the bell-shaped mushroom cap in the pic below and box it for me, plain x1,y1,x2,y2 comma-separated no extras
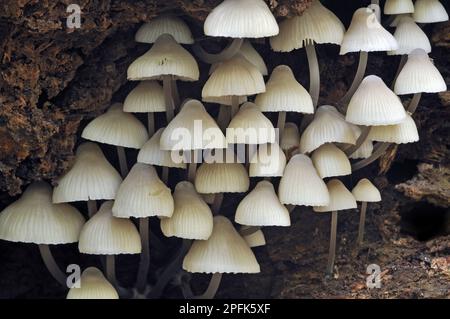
388,16,431,56
0,182,85,244
255,65,314,114
123,81,165,113
314,179,357,213
281,123,300,153
394,49,447,95
390,13,413,27
300,105,356,154
241,227,266,248
311,143,351,178
226,102,276,145
138,128,187,168
161,182,213,240
279,154,330,206
78,201,142,255
346,75,406,126
160,100,227,151
368,113,419,144
203,95,248,106
249,143,286,177
352,179,382,203
82,104,149,149
236,181,290,227
135,16,194,44
384,0,414,15
347,124,374,160
239,40,268,76
127,34,199,81
340,7,398,54
413,0,449,23
195,161,250,194
204,0,279,38
112,163,174,218
183,216,260,274
66,267,119,299
202,55,265,98
53,143,123,203
270,0,345,52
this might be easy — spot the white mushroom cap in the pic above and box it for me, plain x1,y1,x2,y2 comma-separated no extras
127,34,199,81
135,16,194,44
255,65,314,114
202,55,266,98
204,0,279,38
279,154,330,206
312,143,352,178
384,0,414,15
203,95,248,106
300,105,356,154
352,179,382,202
368,113,419,144
78,201,142,255
195,162,250,194
112,163,174,218
183,216,260,274
314,179,357,212
82,103,149,149
394,49,447,95
280,123,300,153
66,267,119,299
249,143,286,177
270,0,345,52
160,181,213,240
241,227,266,248
123,81,165,113
413,0,449,23
388,16,431,56
347,124,374,159
346,75,406,126
239,40,268,76
390,14,413,27
138,128,187,169
160,99,227,151
340,7,398,54
0,182,85,245
226,102,276,145
236,181,290,227
53,143,123,203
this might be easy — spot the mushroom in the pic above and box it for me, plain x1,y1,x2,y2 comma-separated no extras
123,81,166,135
255,65,314,133
384,0,415,15
238,40,268,76
182,216,260,299
314,180,357,275
195,0,279,64
112,163,174,294
160,99,227,182
280,123,300,158
78,201,142,289
368,113,419,145
311,143,352,179
52,142,122,217
270,0,345,108
202,55,265,119
241,226,266,248
82,103,148,177
66,267,119,299
0,182,85,286
346,124,374,160
339,6,398,105
352,179,381,246
413,0,449,23
127,34,200,121
135,15,194,45
249,143,286,179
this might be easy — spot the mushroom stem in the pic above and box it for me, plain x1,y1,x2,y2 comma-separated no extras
196,273,223,299
345,126,372,157
277,111,287,136
38,244,67,287
231,96,240,118
117,146,129,178
408,93,422,113
212,193,224,214
163,75,175,122
193,38,244,64
357,201,368,246
171,79,180,111
391,55,408,90
147,113,155,136
149,239,191,298
352,142,391,171
87,200,97,217
106,255,117,288
135,217,150,294
187,150,197,183
340,51,369,108
327,211,338,275
217,104,230,131
162,166,169,184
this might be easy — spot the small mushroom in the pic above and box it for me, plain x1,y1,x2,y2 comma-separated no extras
413,0,449,23
384,0,415,15
238,40,268,76
280,123,300,158
135,15,194,45
241,226,266,248
67,267,119,299
311,143,352,179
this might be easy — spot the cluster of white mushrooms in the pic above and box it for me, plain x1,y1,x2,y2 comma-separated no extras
0,0,447,299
